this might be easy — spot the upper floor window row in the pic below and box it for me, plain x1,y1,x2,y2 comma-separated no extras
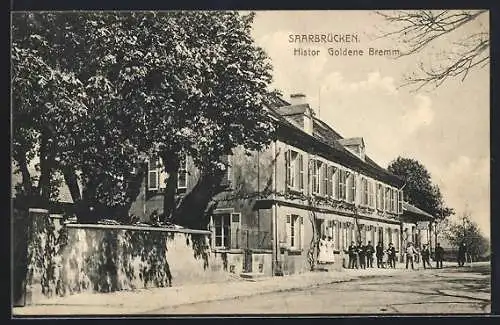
285,148,402,213
148,154,232,191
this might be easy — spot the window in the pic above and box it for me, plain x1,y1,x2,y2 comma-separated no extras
177,154,187,189
312,160,320,195
392,189,397,212
332,167,339,199
214,214,231,248
286,150,304,191
338,169,347,200
384,186,390,211
148,157,160,190
376,184,383,210
326,166,334,197
321,163,329,196
361,178,368,206
286,214,303,249
368,180,375,208
346,172,356,203
298,154,304,190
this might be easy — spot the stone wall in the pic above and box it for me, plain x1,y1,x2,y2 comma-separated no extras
13,209,235,305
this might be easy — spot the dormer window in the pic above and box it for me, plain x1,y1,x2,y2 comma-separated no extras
338,137,366,162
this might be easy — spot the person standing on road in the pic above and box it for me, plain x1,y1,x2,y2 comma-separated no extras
348,241,357,269
318,235,328,264
376,242,384,268
365,241,375,268
358,242,366,269
405,242,418,270
421,244,432,269
387,243,396,268
435,243,444,269
327,236,335,263
458,242,467,267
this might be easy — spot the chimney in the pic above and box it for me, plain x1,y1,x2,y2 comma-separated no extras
290,93,307,106
289,93,313,135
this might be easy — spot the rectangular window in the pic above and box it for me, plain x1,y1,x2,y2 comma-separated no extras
148,157,159,190
177,154,188,189
338,169,346,200
346,172,356,203
332,167,339,199
382,186,387,211
326,166,334,197
286,214,302,249
368,180,375,208
362,178,368,206
298,154,304,190
322,163,328,196
214,213,231,248
312,160,320,194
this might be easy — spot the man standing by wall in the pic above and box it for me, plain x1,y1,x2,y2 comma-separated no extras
458,242,467,267
376,242,384,268
435,242,444,269
365,241,375,268
348,241,357,269
387,243,396,268
421,244,432,269
405,242,418,270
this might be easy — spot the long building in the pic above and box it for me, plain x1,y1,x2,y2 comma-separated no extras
131,93,436,276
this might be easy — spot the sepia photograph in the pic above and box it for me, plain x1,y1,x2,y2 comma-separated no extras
11,9,491,316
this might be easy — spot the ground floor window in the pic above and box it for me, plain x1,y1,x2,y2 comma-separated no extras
286,214,303,249
214,213,231,248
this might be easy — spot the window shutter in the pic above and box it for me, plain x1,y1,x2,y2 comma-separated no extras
298,154,304,190
333,167,339,199
398,190,403,214
209,216,215,248
300,216,305,249
285,215,291,247
285,150,291,188
230,213,241,249
279,215,287,243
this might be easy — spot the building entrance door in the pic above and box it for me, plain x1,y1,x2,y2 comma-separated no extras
378,227,384,246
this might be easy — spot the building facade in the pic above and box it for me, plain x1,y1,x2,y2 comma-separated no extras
131,93,435,276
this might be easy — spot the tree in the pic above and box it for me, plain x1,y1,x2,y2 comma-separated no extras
387,157,454,219
445,213,489,262
377,10,489,90
11,11,276,226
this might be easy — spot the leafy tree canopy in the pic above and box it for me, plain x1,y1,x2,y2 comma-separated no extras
388,157,454,220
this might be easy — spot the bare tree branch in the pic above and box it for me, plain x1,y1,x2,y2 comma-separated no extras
376,10,489,91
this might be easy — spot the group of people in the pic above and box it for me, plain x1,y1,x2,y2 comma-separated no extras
405,242,446,269
345,241,397,269
318,234,464,270
317,235,336,264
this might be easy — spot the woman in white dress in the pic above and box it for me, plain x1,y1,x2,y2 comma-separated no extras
318,235,328,264
327,236,335,263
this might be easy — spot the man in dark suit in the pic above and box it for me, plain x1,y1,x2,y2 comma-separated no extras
421,244,432,269
458,242,467,267
365,241,375,268
387,243,396,268
358,242,366,269
348,241,357,269
435,243,444,269
376,242,384,268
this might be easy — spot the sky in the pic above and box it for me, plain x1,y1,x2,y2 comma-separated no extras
250,10,490,238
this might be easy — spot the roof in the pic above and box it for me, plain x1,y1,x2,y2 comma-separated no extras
403,202,434,220
338,137,365,147
267,95,404,187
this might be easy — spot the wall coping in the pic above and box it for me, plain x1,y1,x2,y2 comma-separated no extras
65,223,211,235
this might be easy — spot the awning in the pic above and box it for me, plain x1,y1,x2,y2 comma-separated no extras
402,202,434,222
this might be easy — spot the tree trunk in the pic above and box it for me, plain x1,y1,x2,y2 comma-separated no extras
14,151,35,199
37,129,55,206
172,170,225,229
160,152,179,222
116,163,147,219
